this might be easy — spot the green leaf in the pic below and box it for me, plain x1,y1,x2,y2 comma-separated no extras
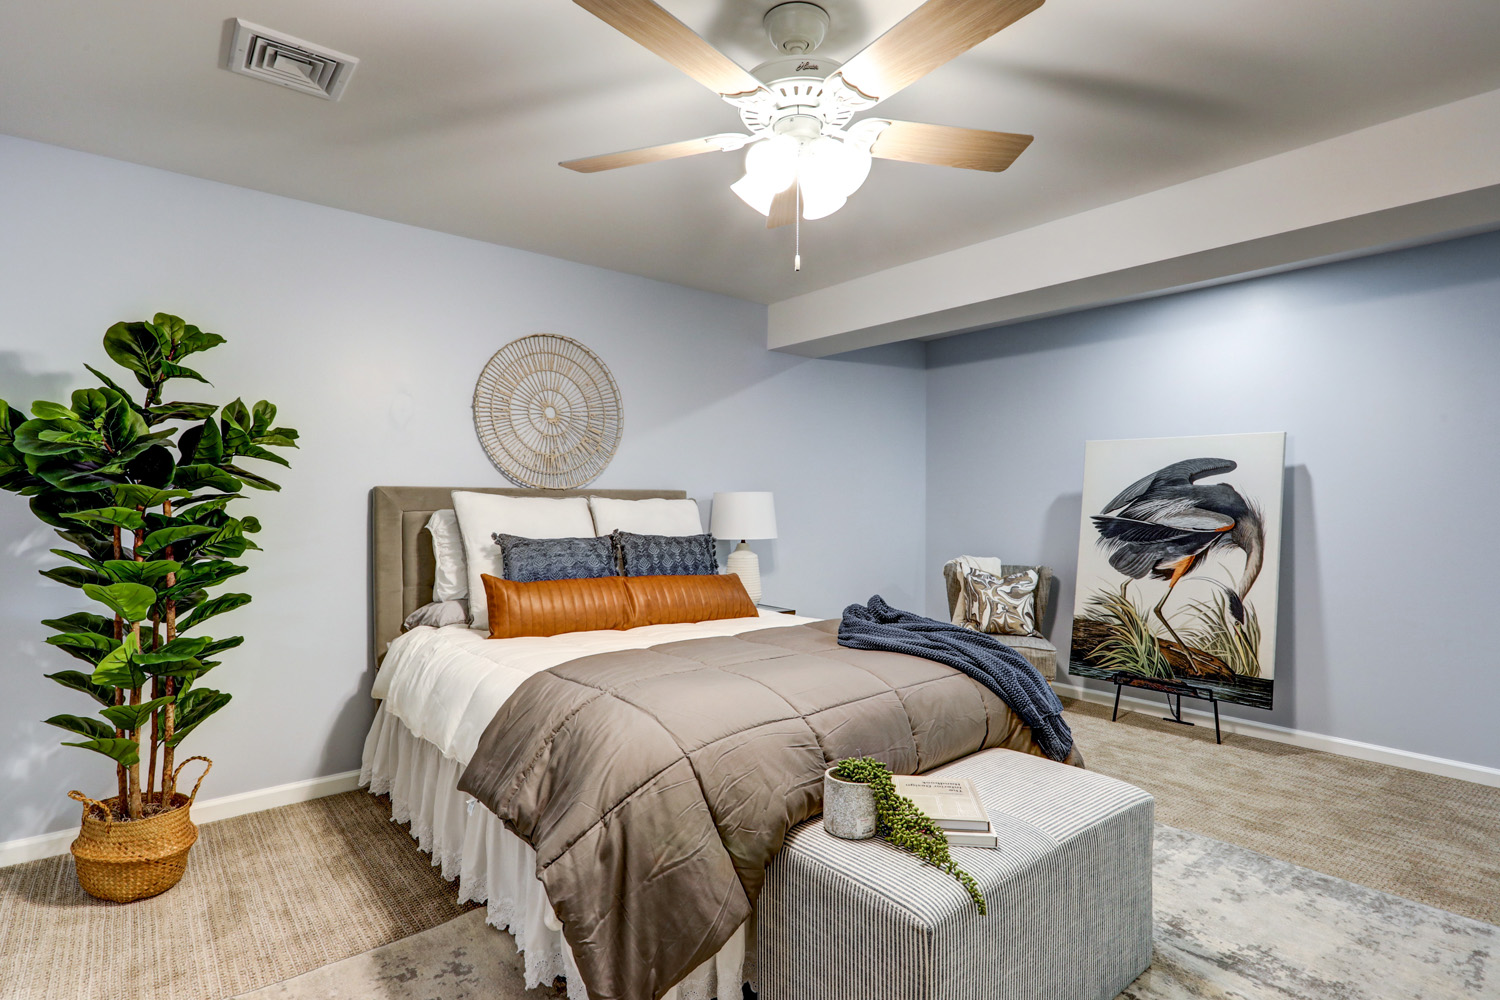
45,632,119,659
161,361,209,384
103,321,164,383
175,560,248,591
167,688,231,747
124,444,176,488
83,582,156,623
222,398,251,433
111,484,192,508
83,365,143,410
91,631,145,688
173,463,241,492
148,401,218,423
41,612,115,636
61,738,140,766
197,635,244,659
12,419,104,457
177,328,226,357
49,548,108,575
135,654,203,678
237,442,290,468
225,464,280,491
250,400,276,436
45,670,116,707
193,418,223,465
102,558,180,584
29,489,112,529
153,313,186,346
46,714,116,740
239,516,261,533
257,430,299,448
102,394,149,452
30,400,78,422
178,593,251,632
70,389,111,424
177,494,242,518
40,565,108,590
66,506,145,530
101,696,174,732
138,525,215,557
32,459,122,494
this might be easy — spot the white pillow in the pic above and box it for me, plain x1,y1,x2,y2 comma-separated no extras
587,497,702,537
450,492,596,630
424,509,468,601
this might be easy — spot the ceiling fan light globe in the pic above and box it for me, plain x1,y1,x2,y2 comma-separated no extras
745,135,801,190
730,173,779,216
799,188,846,220
799,136,871,200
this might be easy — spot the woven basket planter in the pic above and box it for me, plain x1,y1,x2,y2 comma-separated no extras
68,757,211,903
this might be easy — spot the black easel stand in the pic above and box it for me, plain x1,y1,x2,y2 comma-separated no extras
1110,672,1222,744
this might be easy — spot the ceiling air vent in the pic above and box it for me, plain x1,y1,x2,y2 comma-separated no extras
225,19,359,101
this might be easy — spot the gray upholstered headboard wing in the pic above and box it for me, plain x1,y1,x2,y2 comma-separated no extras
368,486,689,668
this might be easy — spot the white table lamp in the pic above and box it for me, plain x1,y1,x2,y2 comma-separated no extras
710,491,777,603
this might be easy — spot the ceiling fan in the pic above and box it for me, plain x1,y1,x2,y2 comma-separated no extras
561,0,1043,233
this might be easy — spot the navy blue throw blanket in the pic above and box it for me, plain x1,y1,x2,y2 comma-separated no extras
839,595,1074,762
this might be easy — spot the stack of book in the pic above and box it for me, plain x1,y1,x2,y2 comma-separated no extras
891,774,998,848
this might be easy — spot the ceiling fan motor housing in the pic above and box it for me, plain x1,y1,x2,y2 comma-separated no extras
764,2,829,54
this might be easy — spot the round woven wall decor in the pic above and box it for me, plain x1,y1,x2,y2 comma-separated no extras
472,334,623,489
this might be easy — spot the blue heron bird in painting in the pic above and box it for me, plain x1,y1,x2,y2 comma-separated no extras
1090,457,1265,674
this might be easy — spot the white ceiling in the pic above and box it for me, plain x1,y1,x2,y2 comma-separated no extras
2,1,1499,306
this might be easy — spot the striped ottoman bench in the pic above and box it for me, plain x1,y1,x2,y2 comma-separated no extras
754,749,1154,1000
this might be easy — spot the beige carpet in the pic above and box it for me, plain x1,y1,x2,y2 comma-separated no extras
231,828,1497,1000
1061,696,1500,925
2,705,1496,999
0,791,475,1000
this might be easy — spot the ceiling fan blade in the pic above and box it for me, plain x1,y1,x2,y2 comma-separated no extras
561,136,742,173
837,0,1044,102
868,121,1033,172
766,184,798,229
573,0,763,97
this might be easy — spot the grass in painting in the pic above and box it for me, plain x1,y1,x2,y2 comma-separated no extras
1183,591,1262,677
1076,583,1173,679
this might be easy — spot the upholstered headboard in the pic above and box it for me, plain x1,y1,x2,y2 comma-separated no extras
368,486,688,668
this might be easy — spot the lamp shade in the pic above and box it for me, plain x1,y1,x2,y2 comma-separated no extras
710,491,777,540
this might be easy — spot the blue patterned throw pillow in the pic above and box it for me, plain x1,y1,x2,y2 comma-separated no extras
612,531,718,577
495,533,617,583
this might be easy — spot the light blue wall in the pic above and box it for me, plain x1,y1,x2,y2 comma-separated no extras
0,134,926,843
925,230,1500,769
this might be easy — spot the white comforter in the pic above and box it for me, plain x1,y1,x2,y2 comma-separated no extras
372,611,817,765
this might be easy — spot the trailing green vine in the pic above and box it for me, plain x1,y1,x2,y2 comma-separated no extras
831,757,986,914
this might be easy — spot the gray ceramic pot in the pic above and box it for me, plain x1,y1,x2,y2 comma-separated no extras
823,767,877,840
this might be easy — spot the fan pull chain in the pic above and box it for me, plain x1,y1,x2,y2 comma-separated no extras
794,182,802,272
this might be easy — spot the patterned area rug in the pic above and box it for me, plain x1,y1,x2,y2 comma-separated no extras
235,825,1495,1000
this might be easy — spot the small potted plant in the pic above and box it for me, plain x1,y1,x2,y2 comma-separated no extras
826,757,986,913
0,313,296,902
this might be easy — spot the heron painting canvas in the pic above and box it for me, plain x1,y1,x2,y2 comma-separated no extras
1069,432,1286,710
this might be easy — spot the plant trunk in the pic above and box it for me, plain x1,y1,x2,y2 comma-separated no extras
111,524,127,815
125,519,145,821
161,502,177,801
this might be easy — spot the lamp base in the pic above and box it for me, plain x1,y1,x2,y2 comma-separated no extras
725,541,762,604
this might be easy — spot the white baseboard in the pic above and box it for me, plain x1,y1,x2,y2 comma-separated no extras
1055,682,1500,789
0,768,362,869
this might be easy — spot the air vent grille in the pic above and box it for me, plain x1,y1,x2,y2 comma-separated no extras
226,19,358,101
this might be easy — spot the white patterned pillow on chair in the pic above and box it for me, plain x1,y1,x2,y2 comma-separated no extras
962,568,1041,636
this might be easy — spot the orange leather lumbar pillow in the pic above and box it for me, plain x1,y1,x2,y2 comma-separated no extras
625,574,757,627
482,574,634,639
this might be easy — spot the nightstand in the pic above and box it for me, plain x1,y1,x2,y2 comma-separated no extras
757,604,797,615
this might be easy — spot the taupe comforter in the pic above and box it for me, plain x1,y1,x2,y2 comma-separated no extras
457,620,1076,1000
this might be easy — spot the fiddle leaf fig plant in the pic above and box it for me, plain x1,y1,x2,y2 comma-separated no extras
0,313,297,821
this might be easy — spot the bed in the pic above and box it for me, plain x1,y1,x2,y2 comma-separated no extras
362,486,807,1000
360,485,1069,1000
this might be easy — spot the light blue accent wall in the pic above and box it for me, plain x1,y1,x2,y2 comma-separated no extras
925,229,1500,769
0,134,926,843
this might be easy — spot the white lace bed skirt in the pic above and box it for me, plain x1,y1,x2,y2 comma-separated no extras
359,703,750,1000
